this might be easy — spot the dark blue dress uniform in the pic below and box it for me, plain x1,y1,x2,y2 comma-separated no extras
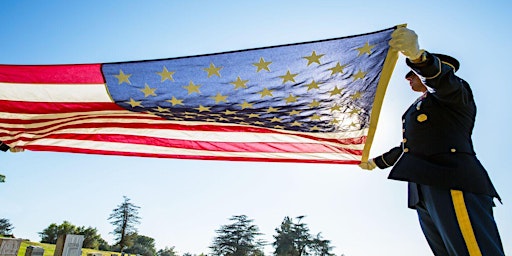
373,52,504,255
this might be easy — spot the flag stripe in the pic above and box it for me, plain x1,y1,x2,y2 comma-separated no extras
0,100,123,114
0,111,367,143
27,132,363,154
1,124,365,148
24,144,360,164
0,83,111,102
23,139,359,163
0,64,104,84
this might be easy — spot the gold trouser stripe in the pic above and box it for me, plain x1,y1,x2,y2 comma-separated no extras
451,190,482,256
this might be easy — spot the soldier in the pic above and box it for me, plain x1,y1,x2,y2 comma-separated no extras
359,27,504,255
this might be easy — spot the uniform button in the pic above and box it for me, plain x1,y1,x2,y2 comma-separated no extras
451,148,456,153
402,119,405,123
402,138,407,143
403,148,409,153
402,129,406,133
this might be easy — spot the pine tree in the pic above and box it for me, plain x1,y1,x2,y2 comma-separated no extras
108,196,141,252
210,215,265,256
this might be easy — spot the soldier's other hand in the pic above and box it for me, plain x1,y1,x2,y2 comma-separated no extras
9,147,24,153
389,27,424,60
358,158,377,171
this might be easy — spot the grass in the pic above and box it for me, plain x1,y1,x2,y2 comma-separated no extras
17,240,131,256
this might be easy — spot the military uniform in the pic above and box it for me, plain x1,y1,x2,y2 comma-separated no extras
373,52,504,255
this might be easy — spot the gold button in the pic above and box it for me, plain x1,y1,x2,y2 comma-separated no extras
417,114,428,122
402,129,406,133
451,148,456,153
403,148,409,153
402,138,407,143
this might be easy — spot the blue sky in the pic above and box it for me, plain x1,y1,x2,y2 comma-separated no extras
0,1,510,255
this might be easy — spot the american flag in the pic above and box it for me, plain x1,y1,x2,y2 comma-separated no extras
0,26,398,164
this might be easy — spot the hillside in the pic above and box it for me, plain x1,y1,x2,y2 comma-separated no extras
17,240,130,256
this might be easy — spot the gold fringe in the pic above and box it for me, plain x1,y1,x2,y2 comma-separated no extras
360,24,404,162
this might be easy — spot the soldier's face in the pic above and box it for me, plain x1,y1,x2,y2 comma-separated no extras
406,74,427,93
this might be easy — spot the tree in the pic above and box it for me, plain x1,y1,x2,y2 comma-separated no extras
157,246,179,256
273,217,298,256
124,234,157,256
98,238,112,251
39,221,107,249
0,218,14,236
210,215,265,256
273,216,334,256
108,196,141,252
76,226,105,249
310,233,335,256
39,221,78,244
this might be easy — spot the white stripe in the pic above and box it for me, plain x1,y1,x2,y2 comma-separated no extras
0,82,111,102
1,127,364,149
0,110,138,120
0,113,164,129
27,138,361,161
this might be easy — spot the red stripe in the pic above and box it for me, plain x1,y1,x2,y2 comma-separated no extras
0,100,124,114
19,133,361,155
0,114,165,125
0,64,104,84
23,145,360,164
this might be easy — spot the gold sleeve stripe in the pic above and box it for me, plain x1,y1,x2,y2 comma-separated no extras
450,190,483,256
381,155,391,167
442,61,456,71
424,57,443,79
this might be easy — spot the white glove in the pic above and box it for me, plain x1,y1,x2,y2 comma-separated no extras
9,146,25,153
358,158,377,171
389,27,424,60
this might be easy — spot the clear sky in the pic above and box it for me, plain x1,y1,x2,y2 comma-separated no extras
0,1,510,255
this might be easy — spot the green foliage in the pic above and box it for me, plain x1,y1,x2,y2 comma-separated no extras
38,221,106,250
124,234,157,256
273,216,334,256
0,218,14,235
76,226,108,250
108,196,141,252
39,221,77,244
98,239,112,251
157,246,179,256
209,215,265,256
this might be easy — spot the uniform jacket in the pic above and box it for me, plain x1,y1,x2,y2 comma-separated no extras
373,52,500,204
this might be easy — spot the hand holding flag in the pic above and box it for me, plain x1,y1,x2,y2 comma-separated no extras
389,27,424,60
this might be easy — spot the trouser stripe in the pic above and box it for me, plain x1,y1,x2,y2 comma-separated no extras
451,190,482,256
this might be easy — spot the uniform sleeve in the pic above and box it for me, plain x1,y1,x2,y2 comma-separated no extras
406,52,470,103
373,146,403,169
